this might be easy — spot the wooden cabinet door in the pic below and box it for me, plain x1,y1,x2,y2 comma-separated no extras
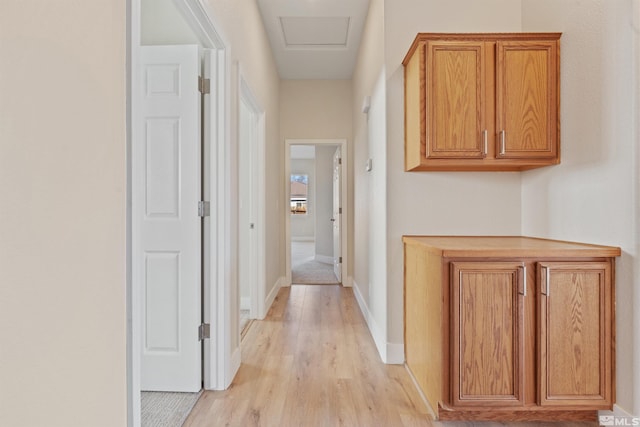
538,262,613,407
426,41,486,159
495,41,558,159
451,262,526,406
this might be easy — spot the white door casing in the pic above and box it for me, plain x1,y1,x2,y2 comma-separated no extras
237,69,266,321
136,45,202,392
333,147,342,282
284,139,348,287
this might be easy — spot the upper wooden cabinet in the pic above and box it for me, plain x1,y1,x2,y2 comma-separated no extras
403,33,561,171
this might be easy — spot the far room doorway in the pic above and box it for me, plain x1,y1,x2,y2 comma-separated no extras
285,139,348,286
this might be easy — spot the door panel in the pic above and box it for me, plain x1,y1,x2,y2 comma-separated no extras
332,147,342,282
496,41,558,159
538,262,612,407
451,262,525,406
138,45,201,392
426,41,485,159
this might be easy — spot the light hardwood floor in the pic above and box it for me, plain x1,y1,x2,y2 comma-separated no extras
183,285,598,427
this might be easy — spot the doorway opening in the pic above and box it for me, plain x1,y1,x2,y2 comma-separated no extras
237,67,266,337
129,1,233,426
285,139,348,287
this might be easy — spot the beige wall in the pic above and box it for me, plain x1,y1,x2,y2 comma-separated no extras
383,0,523,354
0,1,127,426
521,0,640,416
352,0,385,318
203,0,281,348
280,80,354,277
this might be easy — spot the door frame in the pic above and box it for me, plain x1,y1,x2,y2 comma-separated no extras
128,1,233,426
237,66,267,320
284,139,349,287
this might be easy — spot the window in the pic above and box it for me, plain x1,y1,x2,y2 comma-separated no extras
290,174,308,215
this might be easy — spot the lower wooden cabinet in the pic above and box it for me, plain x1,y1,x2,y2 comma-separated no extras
403,236,619,421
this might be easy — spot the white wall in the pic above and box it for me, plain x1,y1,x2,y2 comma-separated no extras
0,1,127,426
521,0,640,416
141,0,200,45
352,0,384,328
290,159,316,240
368,71,390,359
383,0,523,357
202,0,281,354
315,146,337,258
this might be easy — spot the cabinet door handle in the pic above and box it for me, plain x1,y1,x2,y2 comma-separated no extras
520,265,527,296
482,129,488,156
500,130,506,156
541,266,550,296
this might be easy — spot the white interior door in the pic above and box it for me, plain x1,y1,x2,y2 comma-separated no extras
332,147,342,282
238,98,258,316
137,45,202,392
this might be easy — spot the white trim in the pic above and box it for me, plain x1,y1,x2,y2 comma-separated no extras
291,236,314,242
314,254,333,265
351,279,403,364
237,65,267,325
127,0,139,425
227,347,242,387
240,297,250,311
386,343,404,364
263,277,283,318
172,0,228,49
599,405,640,421
129,2,232,425
285,139,349,287
342,275,353,288
351,279,387,362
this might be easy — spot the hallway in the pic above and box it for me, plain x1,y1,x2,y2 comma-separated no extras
182,285,598,427
183,285,429,426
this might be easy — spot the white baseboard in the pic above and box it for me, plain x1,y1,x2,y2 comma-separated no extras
386,342,404,364
224,347,241,389
342,275,353,288
314,254,333,265
351,279,401,364
599,404,639,423
261,276,282,319
240,297,250,311
291,236,314,242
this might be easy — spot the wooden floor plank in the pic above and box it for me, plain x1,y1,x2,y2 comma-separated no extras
183,285,598,427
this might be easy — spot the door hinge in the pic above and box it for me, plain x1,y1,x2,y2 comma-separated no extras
339,257,342,263
198,323,210,341
198,76,210,94
198,201,210,217
339,207,342,214
338,158,342,165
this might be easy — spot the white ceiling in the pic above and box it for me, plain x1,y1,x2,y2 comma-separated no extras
256,0,371,80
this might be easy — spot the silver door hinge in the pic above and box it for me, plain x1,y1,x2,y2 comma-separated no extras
198,323,210,340
339,207,342,214
198,76,210,94
338,158,342,165
339,257,342,263
198,201,210,217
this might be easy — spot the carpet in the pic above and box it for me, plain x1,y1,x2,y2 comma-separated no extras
141,391,202,427
292,259,339,284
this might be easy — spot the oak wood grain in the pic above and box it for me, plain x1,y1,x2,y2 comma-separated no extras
403,33,561,171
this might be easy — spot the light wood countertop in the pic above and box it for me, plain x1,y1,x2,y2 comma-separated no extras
402,235,621,258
